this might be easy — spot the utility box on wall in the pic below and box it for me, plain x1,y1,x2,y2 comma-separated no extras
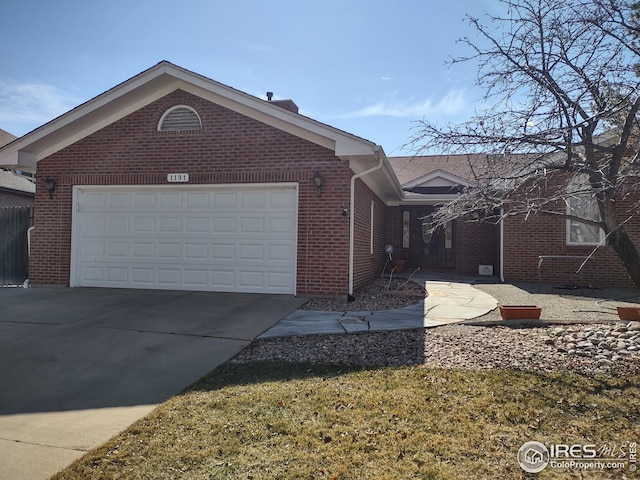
479,265,494,276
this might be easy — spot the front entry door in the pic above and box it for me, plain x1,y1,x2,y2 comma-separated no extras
409,207,454,270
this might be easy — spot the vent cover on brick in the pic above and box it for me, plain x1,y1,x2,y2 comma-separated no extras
158,105,202,131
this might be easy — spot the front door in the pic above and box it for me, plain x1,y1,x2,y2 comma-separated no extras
409,207,454,270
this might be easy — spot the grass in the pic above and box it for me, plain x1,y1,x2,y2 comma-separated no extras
52,363,639,480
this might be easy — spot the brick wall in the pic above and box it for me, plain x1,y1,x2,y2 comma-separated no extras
31,89,357,296
352,178,387,292
455,216,500,275
503,174,640,288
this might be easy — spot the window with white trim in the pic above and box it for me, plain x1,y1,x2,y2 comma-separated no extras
158,105,202,132
566,175,604,245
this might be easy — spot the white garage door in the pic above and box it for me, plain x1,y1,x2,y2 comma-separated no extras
71,184,298,294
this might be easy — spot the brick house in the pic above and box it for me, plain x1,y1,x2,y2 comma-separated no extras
0,62,402,297
0,62,636,296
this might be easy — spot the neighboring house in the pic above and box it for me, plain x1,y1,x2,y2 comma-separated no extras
0,170,35,207
0,129,35,207
0,129,34,286
0,62,636,296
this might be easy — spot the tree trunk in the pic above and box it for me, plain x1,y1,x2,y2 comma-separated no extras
608,226,640,292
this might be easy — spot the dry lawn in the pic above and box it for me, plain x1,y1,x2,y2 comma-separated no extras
52,364,639,479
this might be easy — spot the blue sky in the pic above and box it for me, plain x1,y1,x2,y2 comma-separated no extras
0,0,502,155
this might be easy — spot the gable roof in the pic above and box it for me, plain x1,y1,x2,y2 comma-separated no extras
0,61,378,167
402,169,474,190
390,155,479,186
0,61,403,203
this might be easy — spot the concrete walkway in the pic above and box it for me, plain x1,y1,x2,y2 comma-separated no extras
260,277,498,338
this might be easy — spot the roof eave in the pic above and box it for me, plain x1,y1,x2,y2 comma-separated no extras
0,61,380,169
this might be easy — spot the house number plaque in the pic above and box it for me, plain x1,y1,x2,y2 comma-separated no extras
167,173,189,183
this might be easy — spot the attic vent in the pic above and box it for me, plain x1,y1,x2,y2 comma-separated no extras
158,105,202,131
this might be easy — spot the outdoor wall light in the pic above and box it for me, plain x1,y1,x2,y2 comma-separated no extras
43,177,56,199
341,207,349,217
312,172,323,196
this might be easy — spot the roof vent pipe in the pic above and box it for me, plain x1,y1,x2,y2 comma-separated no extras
266,92,273,101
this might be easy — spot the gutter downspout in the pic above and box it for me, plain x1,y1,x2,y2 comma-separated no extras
348,146,385,299
499,208,505,282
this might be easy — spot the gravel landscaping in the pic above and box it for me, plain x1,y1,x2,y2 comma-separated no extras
299,277,427,312
231,277,640,376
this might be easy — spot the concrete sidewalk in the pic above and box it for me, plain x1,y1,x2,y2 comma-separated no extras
260,277,498,338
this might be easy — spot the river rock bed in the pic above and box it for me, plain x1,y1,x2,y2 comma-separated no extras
545,321,640,366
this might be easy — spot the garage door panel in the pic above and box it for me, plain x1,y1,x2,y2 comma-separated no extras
107,242,129,257
212,217,236,234
185,192,209,207
110,192,131,207
212,244,235,261
240,217,265,234
133,192,156,208
107,266,128,283
108,216,129,233
132,268,154,284
133,217,155,233
241,192,265,208
158,243,180,258
159,217,182,233
73,185,297,294
159,192,182,208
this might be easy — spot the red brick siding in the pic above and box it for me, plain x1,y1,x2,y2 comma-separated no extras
385,206,403,254
503,175,640,288
31,89,354,295
454,217,500,275
352,178,387,292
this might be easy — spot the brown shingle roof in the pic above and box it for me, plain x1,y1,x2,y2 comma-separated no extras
389,153,540,187
389,155,484,186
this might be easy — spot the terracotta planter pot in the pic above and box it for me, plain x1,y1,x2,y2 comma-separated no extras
617,306,640,321
391,259,405,274
499,305,542,320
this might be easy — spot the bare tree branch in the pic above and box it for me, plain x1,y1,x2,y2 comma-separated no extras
407,0,640,289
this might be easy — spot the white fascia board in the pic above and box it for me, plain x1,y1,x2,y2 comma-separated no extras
0,67,179,166
36,83,178,161
346,148,405,204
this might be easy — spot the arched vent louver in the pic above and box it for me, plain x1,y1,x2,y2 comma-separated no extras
158,105,202,131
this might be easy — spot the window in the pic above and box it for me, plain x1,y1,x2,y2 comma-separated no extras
158,105,201,132
566,175,604,245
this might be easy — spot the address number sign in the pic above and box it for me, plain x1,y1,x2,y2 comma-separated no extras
167,173,189,183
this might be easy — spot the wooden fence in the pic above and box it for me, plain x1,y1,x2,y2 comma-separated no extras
0,206,32,286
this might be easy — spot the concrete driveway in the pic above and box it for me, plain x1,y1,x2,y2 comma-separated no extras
0,287,306,480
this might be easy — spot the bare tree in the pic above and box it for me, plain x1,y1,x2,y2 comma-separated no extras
409,0,640,290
